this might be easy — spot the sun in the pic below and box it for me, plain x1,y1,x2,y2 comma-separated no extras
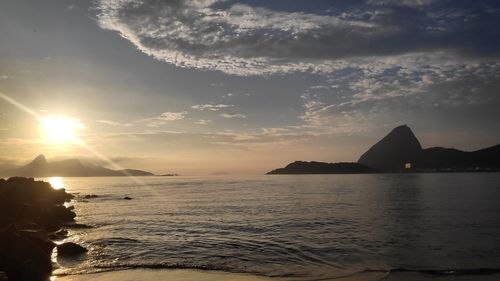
40,116,85,144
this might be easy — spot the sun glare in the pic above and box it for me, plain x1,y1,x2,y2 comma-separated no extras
40,116,84,144
48,177,65,190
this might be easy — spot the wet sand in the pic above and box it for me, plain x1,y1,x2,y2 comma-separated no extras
54,269,500,281
54,269,276,281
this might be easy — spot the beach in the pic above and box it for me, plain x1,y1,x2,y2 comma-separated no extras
55,269,274,281
54,269,500,281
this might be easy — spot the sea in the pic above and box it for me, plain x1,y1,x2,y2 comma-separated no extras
45,173,500,280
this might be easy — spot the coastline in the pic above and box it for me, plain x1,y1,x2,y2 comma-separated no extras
0,177,85,280
53,269,500,281
3,175,500,281
54,269,275,281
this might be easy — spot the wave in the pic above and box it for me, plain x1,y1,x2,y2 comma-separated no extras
325,267,500,281
388,267,500,276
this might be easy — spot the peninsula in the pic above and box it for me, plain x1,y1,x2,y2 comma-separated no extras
268,125,500,174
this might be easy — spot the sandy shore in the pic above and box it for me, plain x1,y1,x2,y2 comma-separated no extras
54,269,276,281
53,269,500,281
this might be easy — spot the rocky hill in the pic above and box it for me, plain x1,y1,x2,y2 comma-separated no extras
1,155,155,177
358,125,500,172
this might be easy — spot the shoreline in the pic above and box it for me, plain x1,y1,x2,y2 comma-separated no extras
54,269,275,281
53,269,500,281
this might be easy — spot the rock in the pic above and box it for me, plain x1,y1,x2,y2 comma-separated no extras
0,177,78,280
61,223,92,229
49,229,68,240
51,205,76,222
57,242,87,257
0,228,55,281
83,194,98,199
123,196,132,200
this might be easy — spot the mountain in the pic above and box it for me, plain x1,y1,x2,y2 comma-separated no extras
267,125,500,175
358,125,423,172
1,155,155,177
358,125,500,172
267,161,378,175
117,169,155,176
417,144,500,171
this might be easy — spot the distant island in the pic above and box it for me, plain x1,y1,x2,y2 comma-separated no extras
0,155,155,177
267,161,377,174
161,173,180,177
268,125,500,174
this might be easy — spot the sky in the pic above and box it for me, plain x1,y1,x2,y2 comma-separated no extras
0,0,499,174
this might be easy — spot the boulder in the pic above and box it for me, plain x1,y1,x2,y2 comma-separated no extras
0,177,78,280
57,242,87,257
0,228,55,281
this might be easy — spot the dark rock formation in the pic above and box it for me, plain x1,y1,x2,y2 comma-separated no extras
123,196,133,200
0,228,55,281
57,242,87,257
267,161,378,174
49,229,68,240
0,177,76,280
358,125,500,172
358,125,422,172
61,223,93,229
1,155,155,177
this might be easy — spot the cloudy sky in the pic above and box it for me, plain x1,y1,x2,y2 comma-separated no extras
1,0,499,174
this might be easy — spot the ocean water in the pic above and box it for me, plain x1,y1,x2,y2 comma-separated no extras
48,174,500,280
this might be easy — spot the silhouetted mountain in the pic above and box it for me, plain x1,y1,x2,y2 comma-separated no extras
268,125,500,174
1,155,155,177
117,169,155,176
267,161,378,174
418,144,500,171
358,126,500,172
358,125,422,172
17,154,49,176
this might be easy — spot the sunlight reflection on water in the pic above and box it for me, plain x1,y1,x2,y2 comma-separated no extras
49,177,65,190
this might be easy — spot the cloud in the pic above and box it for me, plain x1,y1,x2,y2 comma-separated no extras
142,111,187,127
296,52,500,132
96,119,132,127
96,0,500,75
157,111,187,121
191,104,233,111
368,0,435,7
220,113,246,119
194,119,212,125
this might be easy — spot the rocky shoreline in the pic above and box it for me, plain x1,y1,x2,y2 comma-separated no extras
0,177,87,281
